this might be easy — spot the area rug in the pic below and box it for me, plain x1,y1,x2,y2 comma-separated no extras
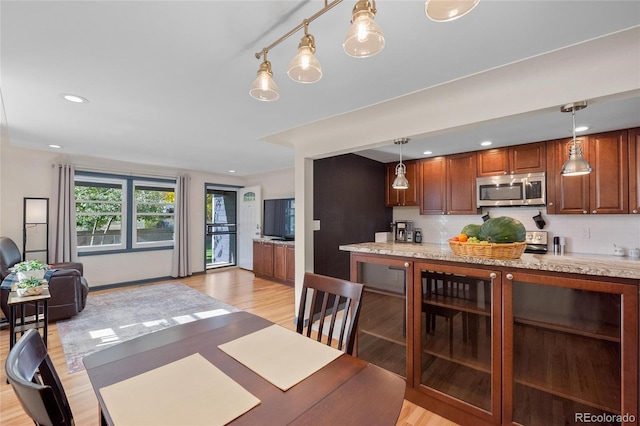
56,282,240,374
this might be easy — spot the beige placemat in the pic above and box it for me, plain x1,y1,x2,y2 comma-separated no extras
99,353,260,425
218,324,343,391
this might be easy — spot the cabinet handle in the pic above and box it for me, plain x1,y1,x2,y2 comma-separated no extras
489,272,497,279
404,262,410,268
506,273,514,280
548,202,554,206
634,210,638,214
583,210,588,214
592,210,597,214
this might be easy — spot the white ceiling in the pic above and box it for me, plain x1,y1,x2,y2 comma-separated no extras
2,1,640,176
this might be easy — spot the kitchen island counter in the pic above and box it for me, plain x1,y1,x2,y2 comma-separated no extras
339,241,640,280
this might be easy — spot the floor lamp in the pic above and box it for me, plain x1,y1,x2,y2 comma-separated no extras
23,197,49,263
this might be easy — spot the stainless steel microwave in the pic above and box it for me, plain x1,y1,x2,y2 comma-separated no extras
476,172,546,207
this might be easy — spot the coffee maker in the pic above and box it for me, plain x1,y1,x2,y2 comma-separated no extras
393,221,414,243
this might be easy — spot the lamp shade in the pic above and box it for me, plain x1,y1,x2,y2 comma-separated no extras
25,198,48,223
561,143,592,176
250,61,279,101
287,35,322,83
343,9,384,58
392,163,409,189
425,0,480,22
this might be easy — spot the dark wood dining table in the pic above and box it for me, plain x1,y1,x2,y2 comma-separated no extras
83,311,406,425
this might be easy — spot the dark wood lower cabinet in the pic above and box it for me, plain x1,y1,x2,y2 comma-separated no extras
253,240,294,286
349,252,638,426
253,241,273,278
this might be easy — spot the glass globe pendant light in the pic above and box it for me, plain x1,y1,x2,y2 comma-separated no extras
392,138,410,190
560,101,592,176
288,21,322,83
250,50,279,102
425,0,480,22
343,0,385,58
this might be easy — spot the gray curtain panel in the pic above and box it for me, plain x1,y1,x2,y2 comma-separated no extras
171,174,192,278
50,164,78,263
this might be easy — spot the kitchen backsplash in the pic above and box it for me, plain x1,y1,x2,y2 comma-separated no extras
392,206,640,257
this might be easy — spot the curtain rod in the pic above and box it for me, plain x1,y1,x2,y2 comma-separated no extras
54,163,179,180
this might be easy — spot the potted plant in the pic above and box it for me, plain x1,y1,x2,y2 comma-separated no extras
16,276,47,297
10,259,50,281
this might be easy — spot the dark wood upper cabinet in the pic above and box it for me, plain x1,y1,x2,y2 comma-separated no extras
546,137,590,214
629,128,640,214
589,130,628,214
447,152,478,215
419,156,447,215
547,129,628,214
385,160,419,207
477,142,546,176
419,153,477,215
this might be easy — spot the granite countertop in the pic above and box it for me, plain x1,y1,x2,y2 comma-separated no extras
339,242,640,280
253,237,295,246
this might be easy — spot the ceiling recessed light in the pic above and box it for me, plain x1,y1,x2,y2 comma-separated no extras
61,94,89,103
48,144,62,149
423,150,433,155
228,170,236,173
480,141,493,147
575,126,589,132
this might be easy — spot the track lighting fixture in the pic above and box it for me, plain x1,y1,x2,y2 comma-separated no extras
425,0,480,22
288,21,322,83
343,0,384,58
250,50,279,102
250,0,479,100
560,101,592,176
392,138,410,190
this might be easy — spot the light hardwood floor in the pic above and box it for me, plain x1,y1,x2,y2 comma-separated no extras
0,267,457,426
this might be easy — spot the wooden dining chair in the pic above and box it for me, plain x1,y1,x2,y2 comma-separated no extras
5,329,74,426
296,272,364,355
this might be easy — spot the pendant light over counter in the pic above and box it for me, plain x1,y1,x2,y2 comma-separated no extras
392,138,410,190
560,101,592,176
250,0,480,101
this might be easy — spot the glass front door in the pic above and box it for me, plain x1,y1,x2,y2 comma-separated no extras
415,262,501,421
505,272,637,425
205,188,237,269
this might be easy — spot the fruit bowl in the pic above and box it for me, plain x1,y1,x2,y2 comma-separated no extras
448,240,526,259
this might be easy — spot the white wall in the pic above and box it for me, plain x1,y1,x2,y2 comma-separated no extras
392,206,640,256
0,139,294,286
244,168,294,200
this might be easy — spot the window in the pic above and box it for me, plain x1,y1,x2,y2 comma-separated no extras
75,172,175,253
133,182,175,248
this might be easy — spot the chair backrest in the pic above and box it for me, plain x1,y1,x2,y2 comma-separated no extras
5,329,74,426
0,236,22,280
296,272,364,355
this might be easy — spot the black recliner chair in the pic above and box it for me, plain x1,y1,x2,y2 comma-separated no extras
0,236,89,322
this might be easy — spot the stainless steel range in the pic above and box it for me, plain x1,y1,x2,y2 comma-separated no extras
525,231,548,254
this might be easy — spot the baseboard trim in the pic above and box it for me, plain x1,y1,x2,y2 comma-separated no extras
88,271,207,292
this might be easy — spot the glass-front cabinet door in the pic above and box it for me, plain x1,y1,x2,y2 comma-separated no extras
350,253,412,378
503,271,638,426
413,262,501,424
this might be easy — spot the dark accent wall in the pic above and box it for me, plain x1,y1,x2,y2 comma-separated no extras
313,154,392,280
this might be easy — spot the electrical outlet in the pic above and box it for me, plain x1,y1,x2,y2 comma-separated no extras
581,227,590,239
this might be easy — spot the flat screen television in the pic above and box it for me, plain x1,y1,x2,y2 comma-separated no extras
263,198,295,240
